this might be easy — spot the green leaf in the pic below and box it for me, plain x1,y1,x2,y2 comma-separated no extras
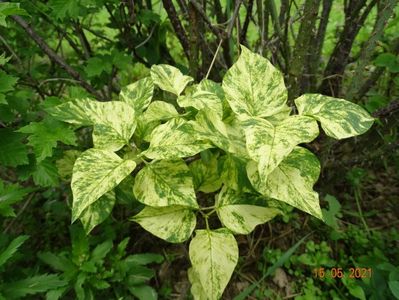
56,150,81,181
32,159,59,187
0,128,28,167
133,159,198,208
244,115,318,180
389,281,399,299
2,274,67,298
177,80,223,118
120,77,154,113
0,70,18,94
80,191,116,234
189,154,223,193
126,253,164,265
295,94,374,139
0,53,11,66
0,235,29,267
48,0,80,20
143,118,213,160
129,285,158,300
0,180,32,217
18,117,76,162
222,45,289,119
141,101,179,123
84,57,112,77
248,147,322,219
132,205,196,243
216,187,280,234
189,229,238,300
374,53,399,72
71,149,136,222
48,99,136,151
188,267,207,300
0,3,28,27
150,64,193,95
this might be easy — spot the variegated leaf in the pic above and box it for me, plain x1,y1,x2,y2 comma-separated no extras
189,229,238,300
48,99,136,151
216,186,280,234
188,268,207,300
221,155,254,193
194,110,248,159
189,154,223,193
150,64,193,95
71,149,136,222
142,101,179,123
132,205,196,243
143,118,213,160
244,115,318,181
120,77,154,113
80,191,115,234
133,159,198,208
295,94,374,139
247,147,322,219
177,80,223,118
222,45,289,119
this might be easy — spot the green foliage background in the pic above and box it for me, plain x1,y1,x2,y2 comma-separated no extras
0,0,398,299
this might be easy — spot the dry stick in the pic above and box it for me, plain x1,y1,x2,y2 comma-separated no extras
240,0,254,44
9,15,104,100
205,0,242,79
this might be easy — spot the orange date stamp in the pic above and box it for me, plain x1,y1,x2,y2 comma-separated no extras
312,267,372,279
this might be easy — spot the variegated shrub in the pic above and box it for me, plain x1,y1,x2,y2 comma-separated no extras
49,46,374,300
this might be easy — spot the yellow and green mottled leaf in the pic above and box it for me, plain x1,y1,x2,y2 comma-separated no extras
143,118,213,160
48,99,136,151
216,186,280,234
194,110,248,159
142,101,180,123
295,94,374,139
80,191,115,234
221,155,254,193
150,64,193,95
244,115,318,181
189,154,223,193
120,77,153,113
222,45,289,119
133,159,198,208
177,80,223,118
188,267,207,300
71,149,136,222
189,229,238,300
132,205,196,243
247,147,322,219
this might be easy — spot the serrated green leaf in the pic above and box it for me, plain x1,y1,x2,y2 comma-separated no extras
189,154,223,193
141,100,179,123
80,191,115,234
18,117,76,162
48,99,136,151
71,149,136,222
188,267,207,300
0,128,28,167
150,64,193,95
32,159,59,187
189,229,238,300
222,45,289,119
132,205,196,243
247,147,322,219
177,80,223,118
120,77,154,113
0,235,29,267
0,70,18,94
216,186,280,234
143,118,213,160
84,57,113,77
0,53,11,66
244,115,318,181
0,3,28,27
48,0,80,20
133,159,198,208
295,94,374,139
0,180,32,217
